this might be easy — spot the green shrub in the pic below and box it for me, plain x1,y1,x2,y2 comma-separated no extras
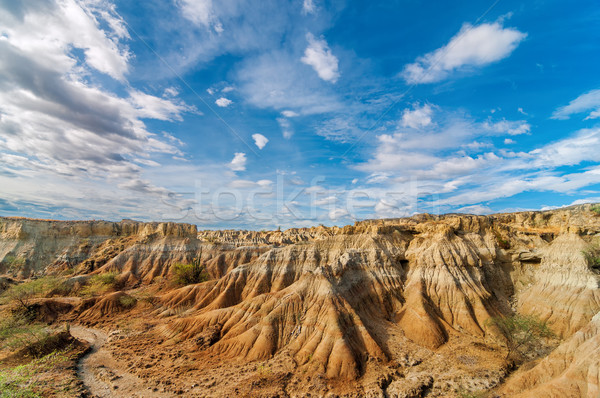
0,316,50,356
591,204,600,215
118,294,137,309
1,255,26,271
79,272,118,297
488,314,555,362
133,290,158,306
1,277,70,313
582,244,600,272
493,231,510,249
171,258,208,286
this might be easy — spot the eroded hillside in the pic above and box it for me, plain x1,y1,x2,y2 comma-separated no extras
0,204,599,397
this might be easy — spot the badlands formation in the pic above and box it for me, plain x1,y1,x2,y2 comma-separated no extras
0,204,599,397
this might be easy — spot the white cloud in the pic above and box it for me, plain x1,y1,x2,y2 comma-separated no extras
252,133,269,149
229,152,247,171
129,90,192,121
281,110,299,117
177,0,223,33
552,89,600,120
236,50,342,115
221,86,234,93
302,0,316,14
402,22,526,84
571,197,600,206
528,128,600,168
504,138,516,144
0,0,131,82
215,97,233,107
482,119,530,135
328,208,349,220
0,1,203,218
277,118,294,139
301,33,340,83
357,114,600,215
402,104,434,129
316,116,362,143
456,204,492,215
163,87,180,97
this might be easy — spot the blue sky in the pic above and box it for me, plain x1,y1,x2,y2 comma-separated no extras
1,0,600,229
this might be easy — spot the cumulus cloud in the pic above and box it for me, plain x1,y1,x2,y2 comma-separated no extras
252,133,269,149
215,97,233,107
229,152,247,171
402,22,526,84
402,104,434,129
552,89,600,120
301,33,340,83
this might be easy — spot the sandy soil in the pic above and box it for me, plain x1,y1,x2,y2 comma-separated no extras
71,326,174,398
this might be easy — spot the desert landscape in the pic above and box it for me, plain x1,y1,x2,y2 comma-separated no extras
2,0,600,397
0,204,599,397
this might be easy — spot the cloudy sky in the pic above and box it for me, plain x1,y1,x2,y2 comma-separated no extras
1,0,599,229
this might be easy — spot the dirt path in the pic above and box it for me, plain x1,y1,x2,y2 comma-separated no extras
71,326,173,398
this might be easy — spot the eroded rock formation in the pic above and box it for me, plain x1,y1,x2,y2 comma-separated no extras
1,204,599,396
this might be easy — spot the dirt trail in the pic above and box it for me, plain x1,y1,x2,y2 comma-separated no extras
71,326,173,398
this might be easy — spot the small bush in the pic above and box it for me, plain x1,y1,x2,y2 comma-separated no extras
1,277,70,314
0,317,50,356
493,231,510,249
488,314,555,362
582,244,600,272
591,204,600,215
133,290,158,306
118,294,137,309
1,255,26,272
171,259,208,286
79,272,119,297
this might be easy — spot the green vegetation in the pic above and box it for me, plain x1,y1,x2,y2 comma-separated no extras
1,277,70,314
0,349,70,397
171,258,209,286
582,243,600,273
488,314,555,362
0,318,50,356
591,204,600,215
1,255,26,271
79,272,118,297
118,294,137,309
493,231,510,249
132,289,158,306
